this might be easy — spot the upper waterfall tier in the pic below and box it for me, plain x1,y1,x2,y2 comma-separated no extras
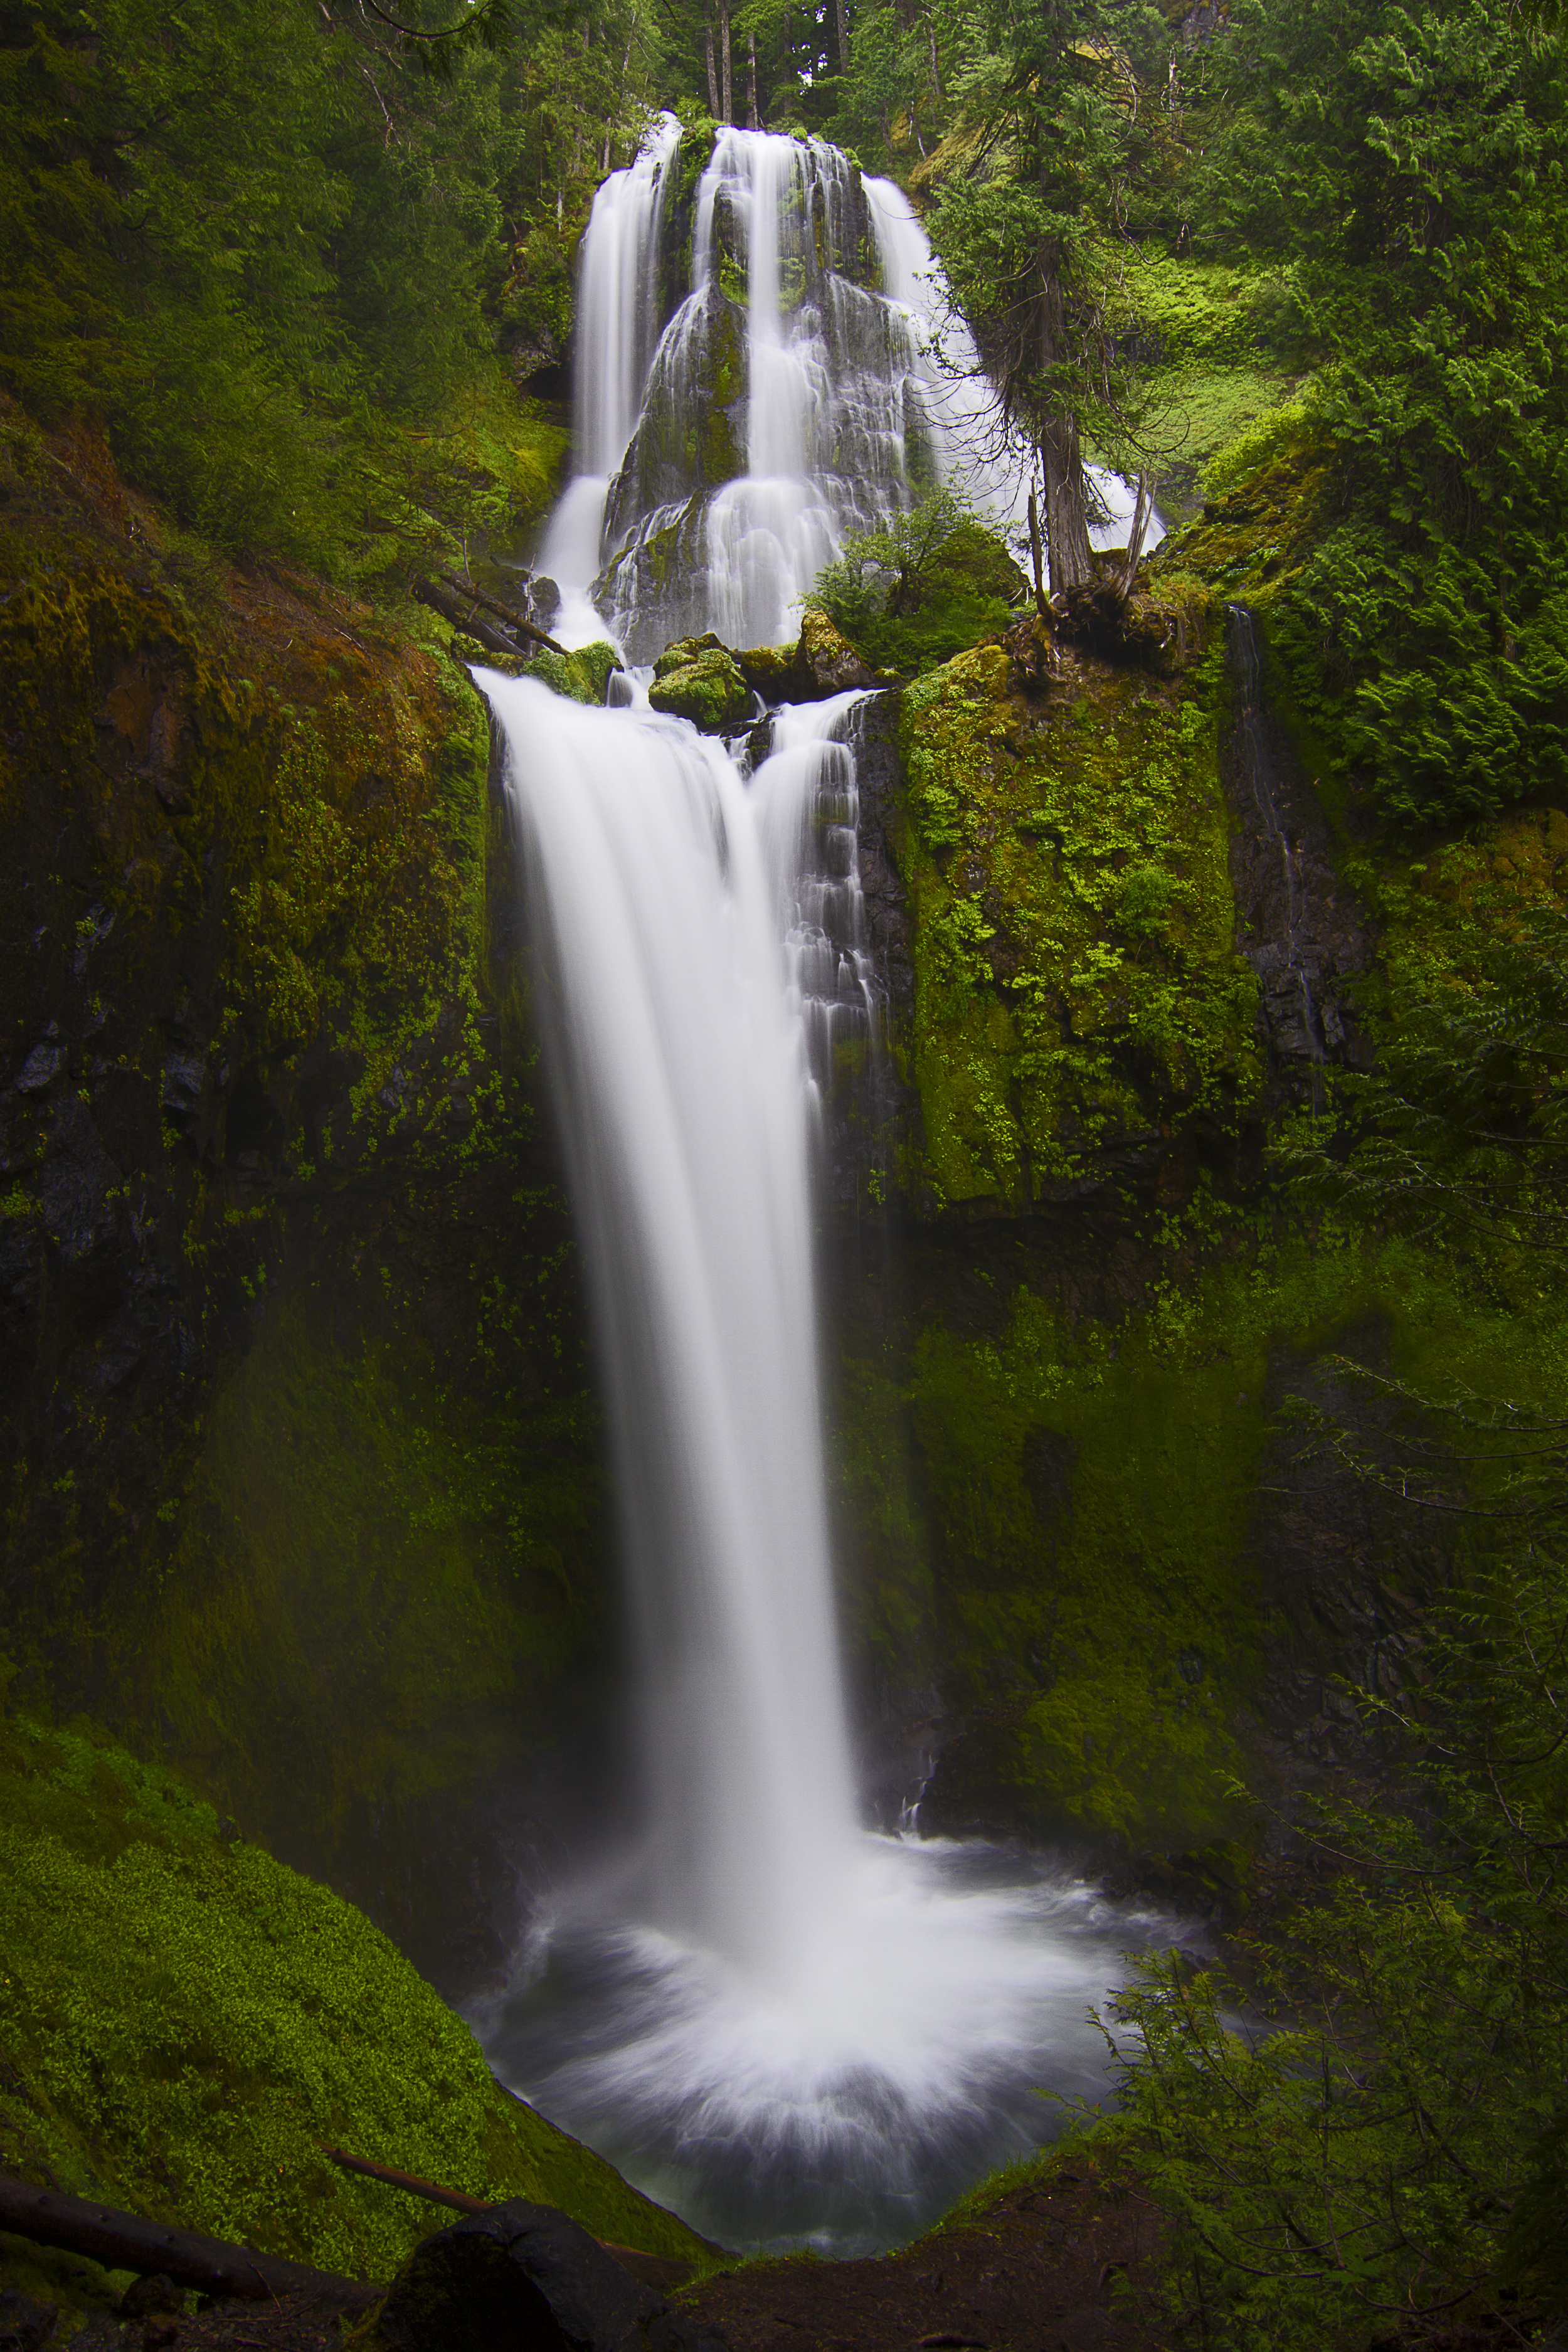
544,119,1162,661
547,122,958,660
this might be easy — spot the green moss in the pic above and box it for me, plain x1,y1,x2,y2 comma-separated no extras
854,1201,1568,1855
94,1280,607,1875
892,641,1260,1209
526,640,620,707
0,1712,707,2294
648,637,751,730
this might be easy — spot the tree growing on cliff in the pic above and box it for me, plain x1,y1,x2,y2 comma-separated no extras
924,0,1169,592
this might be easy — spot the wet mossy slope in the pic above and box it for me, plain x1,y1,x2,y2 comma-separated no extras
0,1707,706,2302
0,401,617,1985
891,625,1259,1212
829,514,1568,1883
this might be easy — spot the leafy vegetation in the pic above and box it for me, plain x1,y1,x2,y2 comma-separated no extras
806,488,1027,674
0,0,681,581
1039,919,1568,2345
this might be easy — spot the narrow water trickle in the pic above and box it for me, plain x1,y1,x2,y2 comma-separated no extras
474,115,1179,2259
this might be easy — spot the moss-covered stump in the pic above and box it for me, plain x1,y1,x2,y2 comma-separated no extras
647,635,751,731
0,1712,706,2308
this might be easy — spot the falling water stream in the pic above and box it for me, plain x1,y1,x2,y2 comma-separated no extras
477,120,1175,2256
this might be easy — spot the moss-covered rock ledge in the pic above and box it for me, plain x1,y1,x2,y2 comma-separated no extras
0,1707,704,2322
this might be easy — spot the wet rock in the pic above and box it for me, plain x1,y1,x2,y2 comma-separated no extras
0,2289,57,2351
648,635,751,732
375,2203,726,2352
160,1052,206,1128
14,1044,65,1095
531,576,561,632
40,1096,121,1267
795,607,876,696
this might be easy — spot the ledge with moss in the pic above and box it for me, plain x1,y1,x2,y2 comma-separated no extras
884,628,1260,1214
0,1708,707,2326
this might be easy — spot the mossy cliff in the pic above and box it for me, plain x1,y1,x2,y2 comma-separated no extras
825,508,1568,1896
0,401,617,1989
0,1708,705,2319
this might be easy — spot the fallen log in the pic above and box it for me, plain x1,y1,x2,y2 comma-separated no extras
434,570,568,658
316,2144,699,2290
410,576,520,660
0,2175,376,2306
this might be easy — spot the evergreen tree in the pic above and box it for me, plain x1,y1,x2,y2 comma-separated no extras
1201,0,1568,829
923,0,1167,590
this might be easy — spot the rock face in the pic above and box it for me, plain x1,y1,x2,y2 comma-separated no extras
794,607,877,696
1222,605,1374,1088
376,2206,726,2352
0,414,621,1998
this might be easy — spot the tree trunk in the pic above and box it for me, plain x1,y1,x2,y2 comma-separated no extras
835,0,850,79
1037,268,1094,593
704,2,719,118
0,2176,371,2307
1118,472,1155,596
719,0,733,124
747,31,760,126
1027,485,1048,619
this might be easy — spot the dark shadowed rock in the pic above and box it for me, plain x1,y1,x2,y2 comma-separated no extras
0,2290,57,2352
376,2203,727,2352
14,1045,65,1096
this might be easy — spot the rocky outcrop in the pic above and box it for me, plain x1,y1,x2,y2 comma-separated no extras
375,2206,726,2352
647,635,751,730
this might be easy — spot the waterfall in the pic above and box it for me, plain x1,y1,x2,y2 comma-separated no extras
541,118,1162,658
478,117,1174,2257
484,674,855,1978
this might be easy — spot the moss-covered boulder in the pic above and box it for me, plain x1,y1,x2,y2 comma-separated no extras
647,635,751,731
0,1712,706,2312
797,606,877,696
528,639,621,707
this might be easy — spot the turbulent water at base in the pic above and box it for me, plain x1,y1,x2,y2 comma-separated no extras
479,117,1176,2257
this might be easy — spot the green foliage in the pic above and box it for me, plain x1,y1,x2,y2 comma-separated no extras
0,0,620,578
922,0,1175,492
807,489,1025,674
1103,1554,1568,2344
1079,919,1568,2344
1283,904,1568,1261
1195,0,1568,829
0,1710,707,2284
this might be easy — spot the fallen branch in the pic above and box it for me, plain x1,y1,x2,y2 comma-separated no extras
315,2144,697,2289
435,570,568,657
411,576,519,659
0,2175,374,2306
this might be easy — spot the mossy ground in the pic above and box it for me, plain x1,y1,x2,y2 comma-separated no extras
893,638,1260,1210
0,1710,706,2321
